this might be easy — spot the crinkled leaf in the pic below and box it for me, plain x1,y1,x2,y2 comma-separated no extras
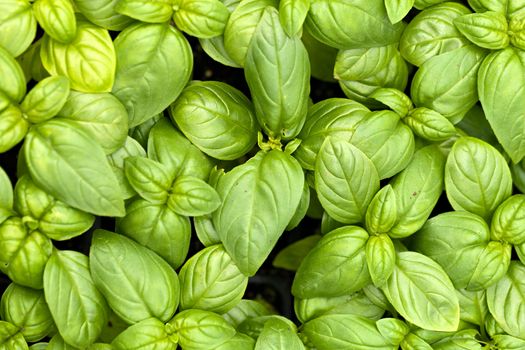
491,194,525,244
334,45,397,82
0,105,29,153
168,176,221,217
124,156,172,203
20,76,70,124
74,0,134,31
404,107,456,142
454,11,509,50
0,321,28,350
173,0,230,38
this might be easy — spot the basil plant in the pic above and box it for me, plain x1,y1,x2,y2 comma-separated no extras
1,0,525,349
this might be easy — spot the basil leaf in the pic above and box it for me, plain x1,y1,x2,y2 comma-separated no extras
43,250,108,348
33,0,77,44
0,321,28,349
292,226,369,299
0,283,54,342
279,0,310,37
304,0,404,50
401,333,433,349
17,40,49,83
454,11,509,50
254,317,304,350
385,0,415,24
173,0,230,38
213,150,304,276
107,136,147,199
148,118,213,180
445,137,512,221
116,198,191,269
335,45,397,82
168,309,236,350
286,180,310,231
389,145,445,238
111,318,177,350
315,137,379,224
376,318,410,346
115,0,174,23
124,156,172,203
486,261,525,339
237,315,296,340
493,334,525,349
302,29,338,82
74,0,134,31
90,230,180,324
0,105,29,153
179,244,248,314
365,185,397,235
245,7,310,141
0,0,36,57
216,333,256,350
222,299,275,328
404,107,456,142
40,19,116,93
223,0,278,66
382,251,460,332
491,195,525,244
366,234,396,287
0,217,52,289
302,314,395,350
0,45,26,102
509,13,525,50
0,166,13,224
456,289,488,326
294,98,369,170
411,45,487,123
370,88,413,118
25,120,125,217
399,2,472,66
55,91,129,155
273,235,321,271
467,0,507,13
20,76,70,124
478,47,525,163
168,176,221,217
170,81,258,160
112,23,193,127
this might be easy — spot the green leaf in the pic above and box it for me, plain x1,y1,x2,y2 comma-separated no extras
412,211,510,290
147,118,213,180
0,45,26,102
44,250,108,348
301,29,338,82
173,0,230,38
365,185,398,235
445,137,512,221
403,107,456,142
0,0,36,57
128,113,162,149
237,315,296,340
0,105,29,153
116,198,191,269
0,321,28,350
493,334,525,349
222,299,275,328
335,45,397,82
111,318,177,350
40,19,116,93
179,244,248,314
411,45,487,123
168,309,236,350
385,0,415,24
389,145,445,238
315,137,379,224
17,40,49,83
213,150,304,276
20,76,70,124
245,7,310,141
294,98,369,170
115,0,173,23
286,180,310,231
366,234,396,287
223,0,278,66
486,261,525,339
168,176,221,216
25,120,125,217
0,283,54,342
279,0,310,36
74,0,134,31
509,13,525,50
304,0,404,50
254,318,304,350
292,226,369,299
113,24,192,127
0,166,13,223
90,230,180,324
0,217,53,289
170,81,258,160
124,156,172,203
376,318,409,346
399,2,472,66
456,289,488,326
200,35,242,68
454,11,509,50
467,0,507,13
215,333,256,350
401,333,433,350
382,251,460,332
107,136,147,199
302,314,395,350
478,47,525,163
491,195,525,244
55,91,129,154
370,88,413,118
273,235,321,271
33,0,77,43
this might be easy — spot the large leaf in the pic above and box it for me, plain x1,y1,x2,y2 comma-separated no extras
315,137,379,224
445,137,512,221
112,23,192,127
213,150,304,276
0,0,36,57
478,47,525,163
381,251,460,332
43,250,108,348
24,120,125,217
245,7,310,141
89,230,180,324
292,226,369,299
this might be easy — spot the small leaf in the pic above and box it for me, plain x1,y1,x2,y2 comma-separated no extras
454,11,509,50
0,166,13,222
0,321,27,349
385,0,415,24
124,156,172,203
279,0,310,36
173,0,230,38
0,45,26,102
115,0,174,23
365,185,398,235
254,317,305,350
491,195,525,244
111,318,177,350
366,234,396,287
370,88,413,118
33,0,77,43
404,107,456,142
0,0,36,57
168,176,221,217
20,76,70,124
0,105,29,153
